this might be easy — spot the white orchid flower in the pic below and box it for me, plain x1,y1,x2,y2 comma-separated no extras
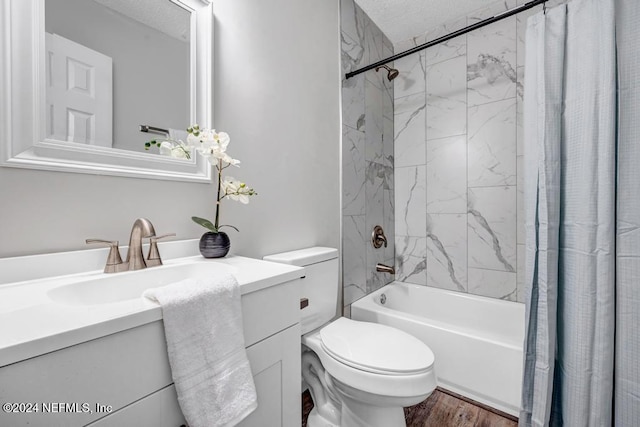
147,124,256,243
159,140,191,159
222,177,255,204
200,147,241,166
218,151,241,166
214,131,230,149
172,143,192,159
189,129,230,150
187,128,239,166
179,126,258,234
159,141,174,157
186,132,200,147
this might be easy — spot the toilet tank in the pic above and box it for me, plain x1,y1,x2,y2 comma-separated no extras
263,247,339,334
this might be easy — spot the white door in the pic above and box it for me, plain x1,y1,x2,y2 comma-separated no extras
46,33,113,147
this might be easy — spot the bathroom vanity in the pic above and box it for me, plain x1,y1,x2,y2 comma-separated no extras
0,241,303,427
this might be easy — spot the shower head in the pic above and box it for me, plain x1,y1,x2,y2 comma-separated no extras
375,64,399,81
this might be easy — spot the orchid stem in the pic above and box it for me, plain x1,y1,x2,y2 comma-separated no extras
214,158,222,230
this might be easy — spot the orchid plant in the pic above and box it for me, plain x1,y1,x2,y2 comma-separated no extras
145,125,257,233
144,138,192,159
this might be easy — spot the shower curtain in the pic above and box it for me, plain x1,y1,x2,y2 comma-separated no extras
520,0,640,425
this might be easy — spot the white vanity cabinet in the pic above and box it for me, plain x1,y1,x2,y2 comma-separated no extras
0,277,302,427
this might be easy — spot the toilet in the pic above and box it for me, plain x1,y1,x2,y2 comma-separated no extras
264,247,436,427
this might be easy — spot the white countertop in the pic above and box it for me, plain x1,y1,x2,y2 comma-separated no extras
0,250,304,368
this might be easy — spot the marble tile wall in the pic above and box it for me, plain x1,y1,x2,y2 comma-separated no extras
392,0,559,302
341,0,394,312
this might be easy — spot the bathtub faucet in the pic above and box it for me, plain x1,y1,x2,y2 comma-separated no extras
376,263,395,275
371,225,388,248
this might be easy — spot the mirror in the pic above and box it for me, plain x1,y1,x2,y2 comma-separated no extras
0,0,213,182
45,0,190,152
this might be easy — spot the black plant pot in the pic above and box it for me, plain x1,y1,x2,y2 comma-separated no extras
199,231,230,258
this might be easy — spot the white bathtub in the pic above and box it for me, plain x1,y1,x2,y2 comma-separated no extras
351,282,525,416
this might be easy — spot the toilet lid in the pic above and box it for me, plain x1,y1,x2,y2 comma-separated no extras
320,318,435,375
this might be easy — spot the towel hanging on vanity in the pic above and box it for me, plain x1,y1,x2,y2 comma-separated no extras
143,273,257,427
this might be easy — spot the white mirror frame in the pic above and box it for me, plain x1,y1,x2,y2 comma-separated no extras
0,0,213,182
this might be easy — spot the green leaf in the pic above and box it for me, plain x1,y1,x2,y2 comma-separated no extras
218,224,240,232
191,216,218,232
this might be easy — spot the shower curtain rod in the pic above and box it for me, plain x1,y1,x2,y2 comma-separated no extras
345,0,547,79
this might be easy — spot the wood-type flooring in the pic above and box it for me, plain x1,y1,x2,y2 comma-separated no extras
302,387,518,427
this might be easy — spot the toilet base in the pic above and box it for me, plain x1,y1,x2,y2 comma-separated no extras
307,407,340,427
339,395,406,427
306,397,407,427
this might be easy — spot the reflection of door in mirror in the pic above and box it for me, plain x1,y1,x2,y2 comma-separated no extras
46,33,113,147
45,0,190,154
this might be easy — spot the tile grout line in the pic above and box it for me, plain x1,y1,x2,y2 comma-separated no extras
424,38,429,288
515,8,521,302
465,14,470,295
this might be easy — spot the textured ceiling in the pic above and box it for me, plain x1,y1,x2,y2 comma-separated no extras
93,0,190,42
355,0,502,43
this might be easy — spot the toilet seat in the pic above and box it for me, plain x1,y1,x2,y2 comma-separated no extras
302,318,437,399
320,318,434,375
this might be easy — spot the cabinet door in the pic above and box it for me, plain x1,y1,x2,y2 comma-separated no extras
86,385,185,427
87,324,301,427
239,324,301,427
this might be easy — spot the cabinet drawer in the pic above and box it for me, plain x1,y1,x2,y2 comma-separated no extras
0,321,173,427
86,385,185,427
242,278,301,346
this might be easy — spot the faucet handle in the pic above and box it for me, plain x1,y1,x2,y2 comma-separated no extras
86,239,124,273
146,233,176,267
371,225,388,249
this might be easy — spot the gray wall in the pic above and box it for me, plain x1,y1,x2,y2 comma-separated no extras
0,0,341,260
212,0,341,260
0,169,213,258
340,0,394,314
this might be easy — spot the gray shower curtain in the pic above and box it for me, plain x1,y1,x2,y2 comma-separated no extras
520,0,640,425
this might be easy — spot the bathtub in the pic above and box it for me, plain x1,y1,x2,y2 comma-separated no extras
350,282,525,416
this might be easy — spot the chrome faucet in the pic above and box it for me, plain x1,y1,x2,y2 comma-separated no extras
87,218,174,273
371,225,388,249
125,218,156,270
376,263,395,275
146,233,177,267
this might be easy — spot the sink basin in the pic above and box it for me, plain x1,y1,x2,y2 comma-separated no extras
0,246,304,369
47,262,237,306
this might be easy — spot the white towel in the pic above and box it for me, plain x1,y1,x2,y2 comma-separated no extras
143,273,257,427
